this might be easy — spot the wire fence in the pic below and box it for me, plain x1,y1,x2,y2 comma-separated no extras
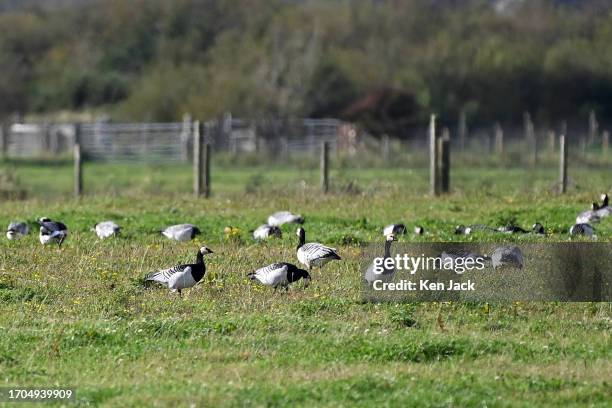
0,117,350,163
0,115,609,166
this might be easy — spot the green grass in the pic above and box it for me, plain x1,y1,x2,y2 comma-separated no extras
0,159,611,407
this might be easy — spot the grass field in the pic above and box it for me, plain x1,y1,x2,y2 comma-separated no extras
0,158,611,407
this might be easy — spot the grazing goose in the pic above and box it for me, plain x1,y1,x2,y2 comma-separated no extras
253,224,282,240
93,221,121,239
145,246,213,296
414,226,424,235
6,221,29,240
576,203,601,225
491,246,524,270
570,223,595,238
161,224,201,242
37,217,68,247
296,227,341,270
531,223,546,235
383,223,406,236
496,225,528,234
248,262,311,290
364,234,396,285
595,193,611,218
454,224,492,235
267,211,304,227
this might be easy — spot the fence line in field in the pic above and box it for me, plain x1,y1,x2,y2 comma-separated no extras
0,117,346,163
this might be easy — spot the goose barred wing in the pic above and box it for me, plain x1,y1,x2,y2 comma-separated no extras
146,264,189,285
301,243,340,261
252,263,289,286
38,220,67,232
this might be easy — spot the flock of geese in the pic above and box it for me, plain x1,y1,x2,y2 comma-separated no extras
4,211,340,295
3,194,610,295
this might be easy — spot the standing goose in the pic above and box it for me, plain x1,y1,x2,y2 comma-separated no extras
145,246,213,296
267,211,304,227
93,221,121,239
248,262,311,290
161,224,201,242
576,203,601,224
37,217,68,247
296,227,341,271
6,221,29,240
383,223,406,236
364,234,396,285
252,224,282,240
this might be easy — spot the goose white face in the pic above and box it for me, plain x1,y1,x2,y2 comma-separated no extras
200,246,214,255
296,227,304,237
386,234,396,241
39,217,51,223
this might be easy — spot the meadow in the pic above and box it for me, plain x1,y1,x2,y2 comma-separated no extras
0,155,611,407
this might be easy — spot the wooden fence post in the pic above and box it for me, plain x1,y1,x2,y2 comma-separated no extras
181,113,192,162
438,132,450,193
202,121,211,198
320,141,329,193
73,123,82,198
0,123,8,159
494,122,504,155
193,120,203,197
603,131,609,157
429,114,439,196
559,134,568,194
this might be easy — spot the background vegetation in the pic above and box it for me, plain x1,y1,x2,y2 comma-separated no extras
1,0,612,133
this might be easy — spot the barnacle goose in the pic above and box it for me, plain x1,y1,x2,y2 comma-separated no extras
161,224,201,242
454,224,492,235
145,246,213,295
364,234,396,285
253,224,282,240
248,262,311,290
576,203,601,225
569,223,595,237
383,223,406,236
37,217,68,247
93,221,121,239
6,221,29,240
491,246,523,270
496,225,528,234
267,211,304,227
296,227,341,270
531,223,546,235
595,193,611,218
